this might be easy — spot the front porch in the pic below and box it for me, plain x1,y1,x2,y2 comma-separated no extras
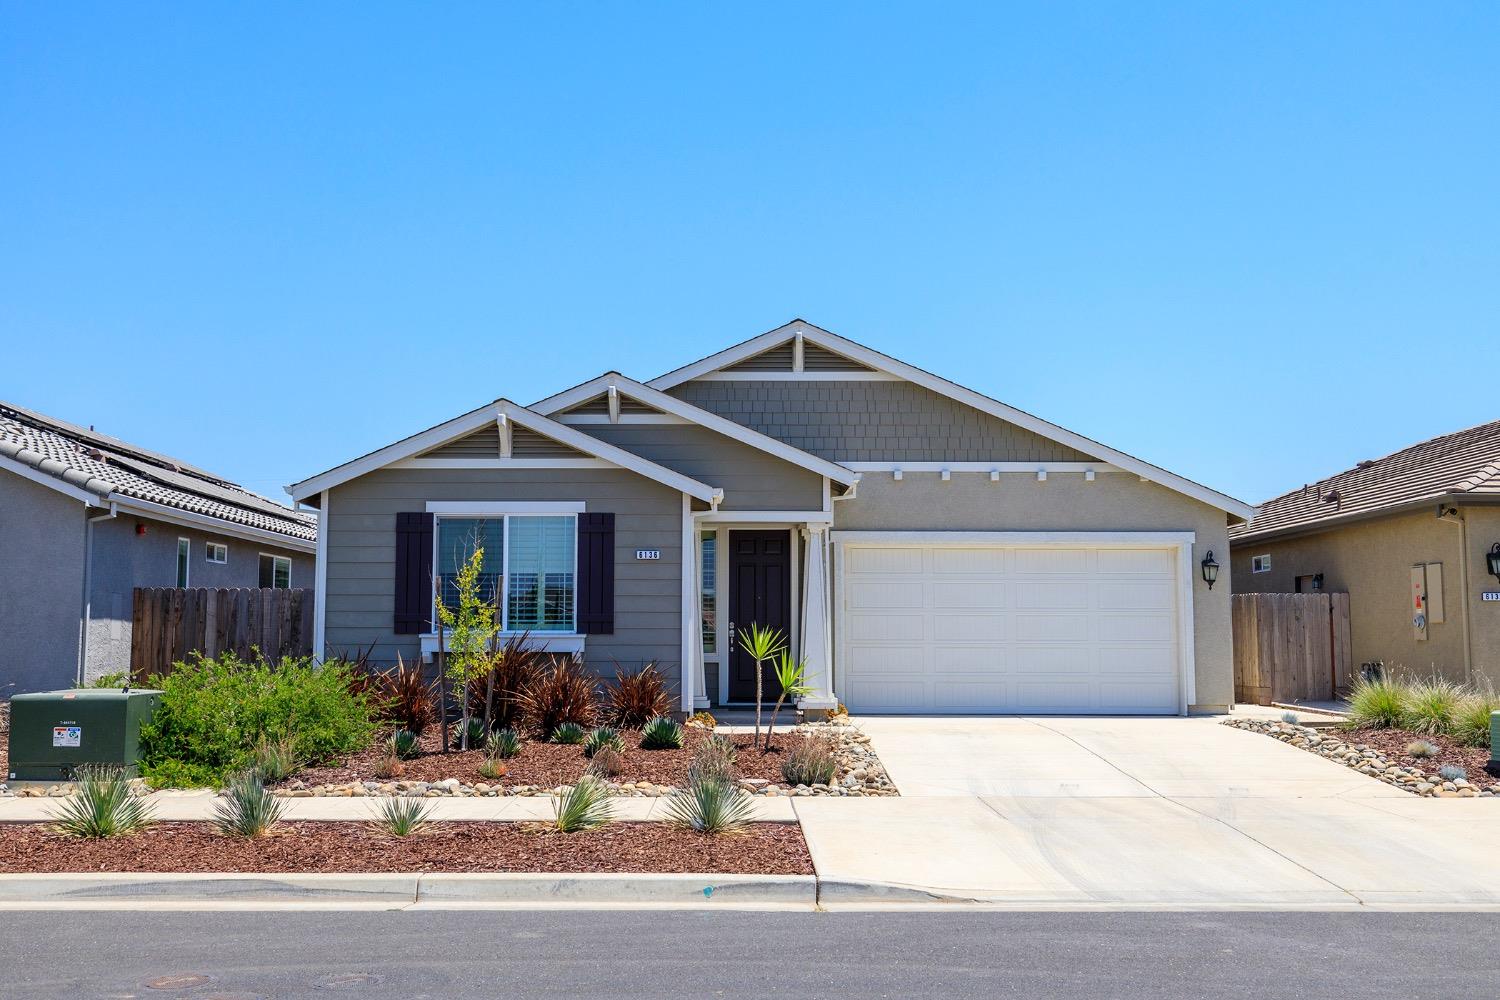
684,510,837,714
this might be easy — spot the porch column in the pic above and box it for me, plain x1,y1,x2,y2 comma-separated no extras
691,526,710,710
797,523,837,711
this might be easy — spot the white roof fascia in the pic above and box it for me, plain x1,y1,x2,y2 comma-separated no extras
113,496,318,553
288,400,722,506
533,372,859,487
0,450,111,505
647,321,1256,521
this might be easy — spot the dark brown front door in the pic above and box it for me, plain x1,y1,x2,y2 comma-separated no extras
727,530,792,703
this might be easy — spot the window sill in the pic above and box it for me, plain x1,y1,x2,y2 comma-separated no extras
419,631,585,660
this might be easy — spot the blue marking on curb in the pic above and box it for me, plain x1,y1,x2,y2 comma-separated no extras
703,886,714,897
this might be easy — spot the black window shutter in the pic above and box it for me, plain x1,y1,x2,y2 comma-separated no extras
576,512,615,635
394,511,434,634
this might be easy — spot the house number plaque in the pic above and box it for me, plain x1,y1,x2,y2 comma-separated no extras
636,549,662,561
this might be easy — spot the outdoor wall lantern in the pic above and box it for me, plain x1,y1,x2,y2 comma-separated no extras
1201,551,1220,589
1488,543,1500,583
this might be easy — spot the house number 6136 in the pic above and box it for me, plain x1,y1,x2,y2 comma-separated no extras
636,549,661,560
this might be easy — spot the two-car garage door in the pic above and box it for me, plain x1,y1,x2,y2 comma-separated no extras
838,542,1184,715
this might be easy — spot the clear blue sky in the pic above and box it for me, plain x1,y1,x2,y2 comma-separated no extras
3,3,1496,508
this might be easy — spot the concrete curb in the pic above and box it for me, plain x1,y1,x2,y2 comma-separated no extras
0,872,818,909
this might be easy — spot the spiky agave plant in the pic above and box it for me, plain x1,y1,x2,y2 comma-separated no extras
664,772,755,835
51,764,156,839
213,770,286,838
639,715,684,750
583,726,624,759
389,729,421,760
552,774,613,833
551,721,588,745
487,727,522,759
369,797,433,837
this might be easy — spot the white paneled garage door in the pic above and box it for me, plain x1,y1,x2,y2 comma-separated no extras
838,542,1184,714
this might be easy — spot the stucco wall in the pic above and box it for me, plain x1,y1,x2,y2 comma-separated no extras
84,516,314,682
1461,507,1500,686
578,423,824,511
833,471,1234,710
0,473,86,695
1229,510,1469,683
323,467,684,684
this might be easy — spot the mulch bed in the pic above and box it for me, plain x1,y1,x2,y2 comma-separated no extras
289,725,811,789
0,821,814,875
1344,726,1492,780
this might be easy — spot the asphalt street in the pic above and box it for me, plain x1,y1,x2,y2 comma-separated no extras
5,909,1497,999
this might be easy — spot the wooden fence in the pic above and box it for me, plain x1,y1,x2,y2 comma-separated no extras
1232,592,1352,705
130,587,315,680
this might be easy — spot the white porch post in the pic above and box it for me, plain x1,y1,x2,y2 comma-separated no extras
797,524,837,711
691,526,710,710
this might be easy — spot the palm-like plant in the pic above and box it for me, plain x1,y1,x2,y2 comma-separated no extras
664,773,755,835
736,623,786,748
369,797,433,837
762,651,811,751
51,764,156,838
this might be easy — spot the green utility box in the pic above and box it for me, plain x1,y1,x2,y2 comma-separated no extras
6,688,161,781
1489,711,1500,778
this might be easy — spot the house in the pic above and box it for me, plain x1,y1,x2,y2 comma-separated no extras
289,320,1255,716
1230,419,1500,688
0,401,317,695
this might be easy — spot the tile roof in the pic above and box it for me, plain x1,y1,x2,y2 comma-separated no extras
0,401,316,544
1231,419,1500,542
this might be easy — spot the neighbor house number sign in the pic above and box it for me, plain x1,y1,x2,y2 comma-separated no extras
636,549,662,561
1484,592,1500,602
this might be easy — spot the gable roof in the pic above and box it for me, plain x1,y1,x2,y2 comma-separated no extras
287,400,722,506
531,372,861,487
1231,418,1500,543
0,400,316,547
648,319,1257,522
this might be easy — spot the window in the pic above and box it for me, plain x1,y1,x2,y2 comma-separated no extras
436,514,576,632
175,538,190,587
1251,554,1271,574
700,531,717,653
258,553,292,589
205,542,228,564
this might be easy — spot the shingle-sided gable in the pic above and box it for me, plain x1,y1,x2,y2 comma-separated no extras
668,379,1090,464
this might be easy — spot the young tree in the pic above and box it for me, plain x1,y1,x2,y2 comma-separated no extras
763,651,810,751
435,546,500,750
736,623,786,749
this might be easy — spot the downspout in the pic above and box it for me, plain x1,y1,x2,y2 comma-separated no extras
77,501,118,685
1438,503,1476,686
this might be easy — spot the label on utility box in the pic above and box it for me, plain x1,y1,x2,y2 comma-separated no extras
52,726,81,748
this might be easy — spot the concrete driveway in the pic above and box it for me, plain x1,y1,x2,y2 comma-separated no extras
794,716,1500,908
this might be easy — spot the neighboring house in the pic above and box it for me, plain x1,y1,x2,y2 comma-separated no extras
1230,419,1500,688
289,320,1254,716
0,401,316,694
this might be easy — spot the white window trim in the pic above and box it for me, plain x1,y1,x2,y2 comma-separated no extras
428,508,581,640
258,552,292,589
205,542,228,564
1252,554,1272,574
176,537,191,588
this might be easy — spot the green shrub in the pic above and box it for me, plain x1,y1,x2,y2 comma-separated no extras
213,771,285,837
487,727,521,759
639,715,684,750
251,735,302,783
552,774,613,832
551,721,587,745
1452,692,1499,748
583,726,624,758
140,652,377,788
370,797,432,837
51,765,156,838
781,738,837,786
1404,678,1463,736
1345,677,1410,730
664,773,754,835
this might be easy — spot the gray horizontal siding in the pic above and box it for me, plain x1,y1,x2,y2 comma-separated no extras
323,467,683,684
668,379,1090,464
576,423,824,511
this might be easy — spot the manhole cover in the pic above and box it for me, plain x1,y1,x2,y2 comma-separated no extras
146,973,212,990
317,973,381,989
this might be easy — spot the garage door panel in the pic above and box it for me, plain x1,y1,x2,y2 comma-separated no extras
931,580,1008,608
1015,581,1091,609
846,613,926,642
840,542,1181,715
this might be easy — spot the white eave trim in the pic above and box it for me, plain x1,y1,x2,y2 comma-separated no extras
843,461,1119,474
112,496,317,553
830,529,1198,547
288,399,723,505
646,320,1256,521
532,373,860,487
0,451,109,505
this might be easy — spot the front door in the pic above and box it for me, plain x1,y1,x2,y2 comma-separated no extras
727,530,792,703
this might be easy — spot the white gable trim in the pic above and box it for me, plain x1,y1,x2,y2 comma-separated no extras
288,400,722,505
648,320,1256,521
0,451,109,505
532,373,860,487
